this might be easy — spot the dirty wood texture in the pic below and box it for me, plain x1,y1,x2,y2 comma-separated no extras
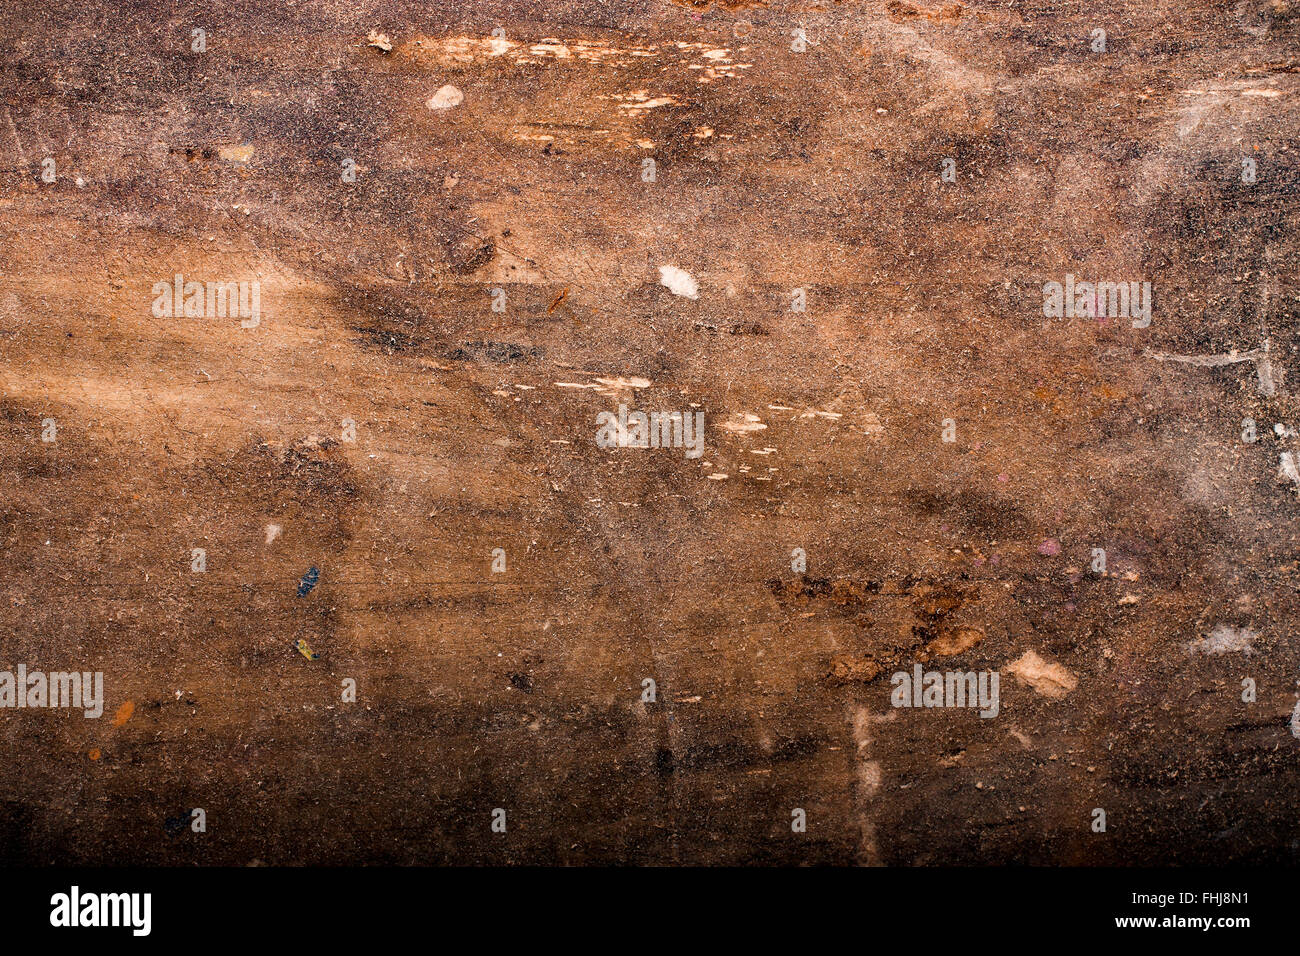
1,0,1299,865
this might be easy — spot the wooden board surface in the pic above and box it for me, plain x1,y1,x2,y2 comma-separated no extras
1,0,1299,863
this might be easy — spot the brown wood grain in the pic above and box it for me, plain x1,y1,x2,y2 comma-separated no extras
0,0,1298,864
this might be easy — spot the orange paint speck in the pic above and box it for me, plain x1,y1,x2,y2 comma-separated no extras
88,749,100,760
112,701,135,727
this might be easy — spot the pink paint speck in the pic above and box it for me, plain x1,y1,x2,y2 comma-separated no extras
1038,538,1061,556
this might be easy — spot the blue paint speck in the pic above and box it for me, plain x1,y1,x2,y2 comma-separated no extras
297,567,319,597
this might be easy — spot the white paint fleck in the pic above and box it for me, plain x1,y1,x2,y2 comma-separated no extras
658,265,698,299
426,85,464,110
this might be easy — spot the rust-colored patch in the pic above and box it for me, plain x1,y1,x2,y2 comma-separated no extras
111,701,135,727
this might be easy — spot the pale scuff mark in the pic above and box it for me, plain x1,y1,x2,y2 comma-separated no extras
554,376,652,400
530,40,572,58
420,35,659,66
217,144,254,163
1138,80,1285,209
763,403,884,437
1187,625,1257,656
718,413,767,434
426,85,464,110
2,105,25,169
864,16,993,129
617,92,679,111
1279,452,1300,489
1145,339,1275,397
1005,650,1077,698
416,35,517,62
849,705,895,866
593,376,651,399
